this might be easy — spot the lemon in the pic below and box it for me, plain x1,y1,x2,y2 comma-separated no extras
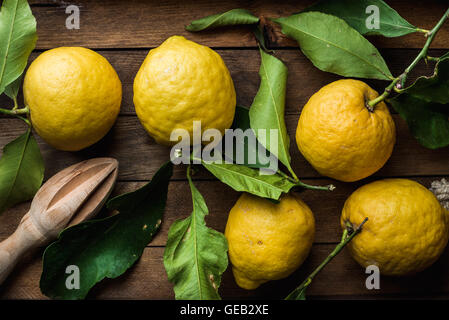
133,36,236,146
23,47,122,151
296,79,396,182
341,178,449,276
225,193,315,290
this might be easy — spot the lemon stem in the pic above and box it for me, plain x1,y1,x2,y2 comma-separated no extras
285,217,368,300
0,106,29,116
368,7,449,109
0,106,30,126
295,180,335,192
277,170,334,191
366,78,400,110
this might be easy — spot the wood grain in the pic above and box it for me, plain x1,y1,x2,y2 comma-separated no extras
1,49,443,116
0,177,445,247
1,114,448,182
0,158,118,285
2,243,449,300
0,0,448,300
27,0,449,49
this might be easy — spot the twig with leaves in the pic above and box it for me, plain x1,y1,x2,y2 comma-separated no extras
368,8,449,107
0,0,44,215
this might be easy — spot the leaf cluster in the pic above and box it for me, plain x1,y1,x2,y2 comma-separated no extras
0,0,42,215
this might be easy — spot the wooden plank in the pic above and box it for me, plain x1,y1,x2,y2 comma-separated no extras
0,177,445,246
1,48,443,116
2,243,449,299
27,0,449,49
1,114,448,181
0,0,447,301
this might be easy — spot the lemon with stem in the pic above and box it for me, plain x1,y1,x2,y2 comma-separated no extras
296,79,396,182
341,178,449,275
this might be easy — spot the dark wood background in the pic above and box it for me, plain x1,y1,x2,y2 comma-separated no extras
1,0,449,299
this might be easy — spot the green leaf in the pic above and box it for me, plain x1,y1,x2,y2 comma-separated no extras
304,0,418,37
228,105,275,168
40,162,173,300
249,49,294,175
403,57,449,104
231,106,251,132
186,8,259,32
272,12,392,80
163,168,228,300
0,128,44,214
0,0,37,95
202,161,295,200
388,93,449,149
285,286,307,300
4,74,21,100
251,24,272,53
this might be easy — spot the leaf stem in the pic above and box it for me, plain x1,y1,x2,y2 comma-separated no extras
366,78,400,110
277,170,334,191
368,7,449,108
416,28,430,34
0,106,30,125
400,8,449,85
426,56,440,62
0,106,29,116
295,180,335,192
277,169,297,182
285,217,368,300
253,25,273,54
287,167,299,181
12,97,18,110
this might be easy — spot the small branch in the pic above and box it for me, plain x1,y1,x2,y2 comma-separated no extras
0,106,31,126
400,8,449,86
367,78,400,109
308,218,367,280
278,169,300,184
0,106,29,116
295,180,335,192
277,169,294,181
416,28,430,34
277,169,334,192
285,217,368,300
426,56,440,62
368,7,449,108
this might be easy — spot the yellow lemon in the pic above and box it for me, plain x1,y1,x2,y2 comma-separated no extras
133,36,236,146
23,47,122,151
341,178,449,276
225,193,315,290
296,79,396,182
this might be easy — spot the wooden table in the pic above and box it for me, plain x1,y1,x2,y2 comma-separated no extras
1,0,449,300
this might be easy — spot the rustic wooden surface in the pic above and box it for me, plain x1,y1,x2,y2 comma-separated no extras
1,0,449,300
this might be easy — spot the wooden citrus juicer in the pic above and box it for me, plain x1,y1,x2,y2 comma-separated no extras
0,157,119,285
